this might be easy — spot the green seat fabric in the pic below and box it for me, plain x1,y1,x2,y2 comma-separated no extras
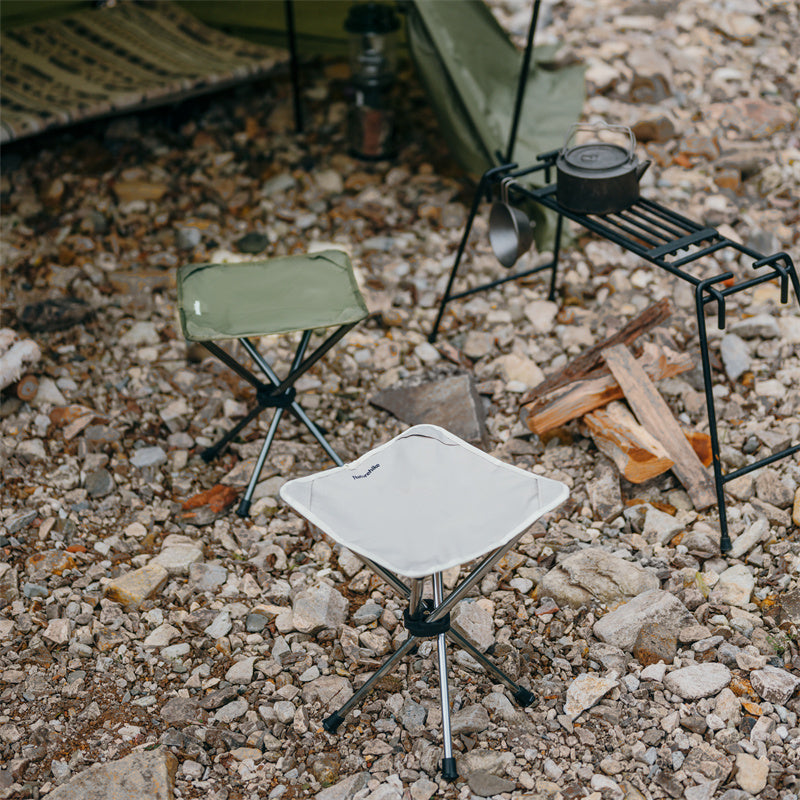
177,249,369,342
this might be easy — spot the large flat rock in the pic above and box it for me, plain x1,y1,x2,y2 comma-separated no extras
44,748,177,800
370,374,488,446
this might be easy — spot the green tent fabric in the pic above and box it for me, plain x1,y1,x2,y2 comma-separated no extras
177,250,369,342
405,1,584,180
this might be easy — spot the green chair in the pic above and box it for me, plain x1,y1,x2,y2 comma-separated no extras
177,249,369,517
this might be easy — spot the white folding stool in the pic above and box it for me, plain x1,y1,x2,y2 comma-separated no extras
280,424,569,780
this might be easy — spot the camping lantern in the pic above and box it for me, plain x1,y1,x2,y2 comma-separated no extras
344,2,400,160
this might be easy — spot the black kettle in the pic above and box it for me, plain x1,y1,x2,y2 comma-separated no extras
556,123,651,215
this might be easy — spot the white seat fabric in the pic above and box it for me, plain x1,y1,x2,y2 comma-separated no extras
280,424,569,578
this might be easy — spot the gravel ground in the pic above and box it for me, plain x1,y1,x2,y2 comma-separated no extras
1,1,799,799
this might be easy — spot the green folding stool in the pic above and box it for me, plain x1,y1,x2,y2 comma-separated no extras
177,250,369,517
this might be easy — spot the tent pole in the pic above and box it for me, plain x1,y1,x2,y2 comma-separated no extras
285,0,304,133
504,0,541,164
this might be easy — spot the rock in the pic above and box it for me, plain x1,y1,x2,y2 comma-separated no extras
492,353,544,390
300,676,353,708
235,232,269,254
538,547,659,608
25,550,76,577
719,334,750,382
749,666,800,704
467,771,516,797
734,753,769,795
225,656,257,685
400,698,427,734
755,468,794,508
523,300,558,332
729,313,780,340
628,48,673,103
720,97,798,140
632,114,676,143
151,544,204,576
43,618,71,645
43,748,177,800
664,663,731,700
129,446,167,468
457,749,514,778
84,468,114,498
450,704,490,736
4,509,38,533
709,564,754,608
352,601,382,626
714,688,741,726
370,374,488,447
681,742,732,783
642,506,684,545
593,590,692,651
586,459,623,522
728,517,769,559
315,772,370,800
564,673,618,721
119,321,160,348
633,622,676,666
214,698,249,724
143,623,181,648
292,583,348,634
105,564,169,609
19,298,92,333
188,563,228,593
204,610,232,640
160,697,206,726
451,599,494,652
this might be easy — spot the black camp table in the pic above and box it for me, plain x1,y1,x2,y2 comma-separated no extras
429,151,800,554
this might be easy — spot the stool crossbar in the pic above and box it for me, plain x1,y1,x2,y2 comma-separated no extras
177,250,369,517
280,424,569,780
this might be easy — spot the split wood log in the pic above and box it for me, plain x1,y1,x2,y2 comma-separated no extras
584,401,674,483
685,431,713,468
520,298,673,405
602,344,717,510
520,341,693,434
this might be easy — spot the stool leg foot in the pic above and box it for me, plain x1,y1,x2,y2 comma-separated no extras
441,757,458,782
201,445,220,463
323,712,344,733
237,499,252,518
513,686,535,707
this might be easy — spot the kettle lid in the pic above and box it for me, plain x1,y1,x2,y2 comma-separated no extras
562,142,631,172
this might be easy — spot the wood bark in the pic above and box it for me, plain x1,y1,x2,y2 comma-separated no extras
584,401,674,483
520,341,693,434
602,344,717,510
520,297,673,405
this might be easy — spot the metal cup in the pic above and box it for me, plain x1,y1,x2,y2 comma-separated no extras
488,178,534,268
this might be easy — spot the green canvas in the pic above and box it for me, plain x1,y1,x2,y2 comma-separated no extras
177,250,369,342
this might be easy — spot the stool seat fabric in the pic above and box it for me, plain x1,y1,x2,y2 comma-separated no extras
280,424,569,578
177,249,369,342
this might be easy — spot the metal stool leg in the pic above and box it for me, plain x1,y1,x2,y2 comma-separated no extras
433,572,458,781
446,628,534,706
237,405,286,517
323,635,419,732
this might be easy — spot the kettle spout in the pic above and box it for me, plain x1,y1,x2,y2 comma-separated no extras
636,159,652,181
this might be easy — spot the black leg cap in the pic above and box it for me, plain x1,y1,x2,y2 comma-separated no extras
441,757,458,782
323,712,344,733
514,686,535,707
236,499,251,518
201,447,218,463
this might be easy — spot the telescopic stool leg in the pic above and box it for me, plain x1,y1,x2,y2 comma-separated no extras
433,572,458,781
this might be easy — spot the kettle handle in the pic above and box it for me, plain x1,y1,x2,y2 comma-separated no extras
562,122,637,161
